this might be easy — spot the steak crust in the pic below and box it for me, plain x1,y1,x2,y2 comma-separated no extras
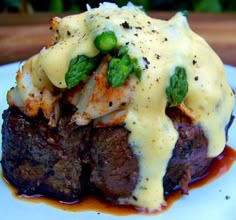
1,106,213,204
1,107,91,201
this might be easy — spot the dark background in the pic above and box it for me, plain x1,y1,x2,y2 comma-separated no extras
1,0,236,13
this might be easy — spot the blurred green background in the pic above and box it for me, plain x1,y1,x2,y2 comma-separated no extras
1,0,236,13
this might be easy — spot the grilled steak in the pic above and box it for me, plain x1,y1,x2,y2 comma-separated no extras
1,106,213,203
1,107,91,202
164,108,211,194
90,126,139,202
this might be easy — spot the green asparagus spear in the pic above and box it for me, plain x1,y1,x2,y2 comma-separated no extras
106,45,142,87
94,31,117,53
166,67,188,106
65,55,98,89
107,54,133,88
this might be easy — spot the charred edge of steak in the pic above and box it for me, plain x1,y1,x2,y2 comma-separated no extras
1,106,231,204
1,107,91,202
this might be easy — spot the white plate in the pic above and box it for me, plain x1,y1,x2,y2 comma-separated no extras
0,62,236,220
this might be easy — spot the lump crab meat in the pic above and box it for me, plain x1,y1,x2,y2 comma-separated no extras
67,56,131,126
7,58,61,127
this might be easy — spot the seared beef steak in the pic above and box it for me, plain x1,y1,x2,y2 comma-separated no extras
1,107,91,201
164,108,211,194
1,106,212,203
90,126,139,202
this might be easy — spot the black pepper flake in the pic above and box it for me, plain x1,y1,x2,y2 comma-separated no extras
143,57,150,65
161,37,168,43
156,54,160,59
67,31,71,36
109,101,113,107
225,195,231,200
135,26,142,30
147,21,151,24
193,60,197,65
105,16,110,19
125,42,130,45
152,30,158,33
194,76,199,81
134,33,138,37
121,21,132,29
132,196,138,201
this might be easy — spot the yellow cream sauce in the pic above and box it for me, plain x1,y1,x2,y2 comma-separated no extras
18,3,235,211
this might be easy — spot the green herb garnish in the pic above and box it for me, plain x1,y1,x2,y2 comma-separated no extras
118,45,129,56
166,67,188,106
132,58,142,80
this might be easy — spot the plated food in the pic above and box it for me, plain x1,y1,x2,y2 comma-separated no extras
1,2,235,212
